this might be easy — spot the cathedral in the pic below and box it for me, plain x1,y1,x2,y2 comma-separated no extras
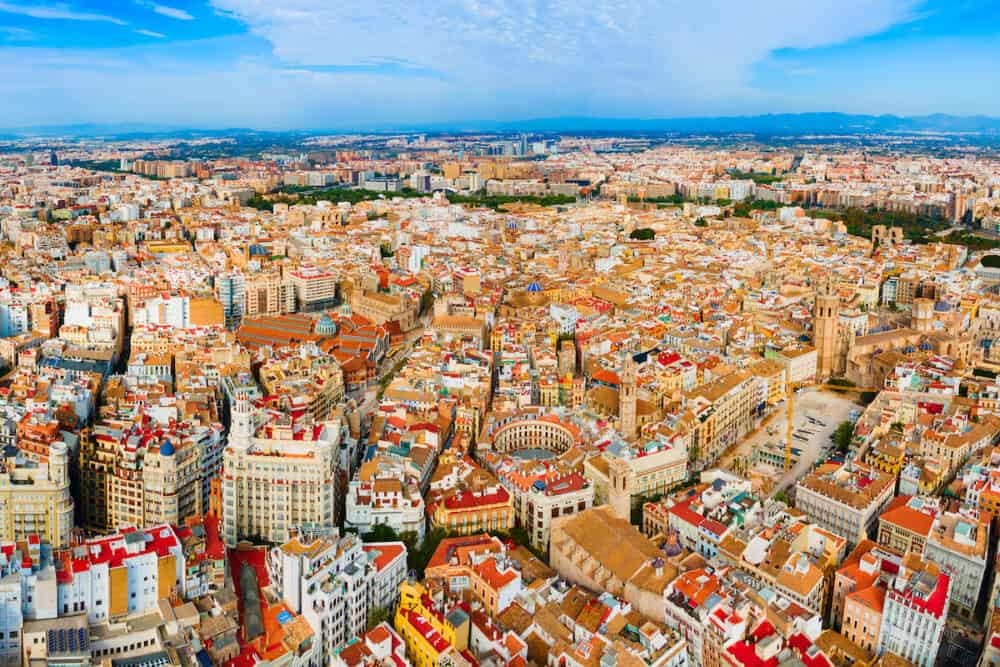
813,282,972,388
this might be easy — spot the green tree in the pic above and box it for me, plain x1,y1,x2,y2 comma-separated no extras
407,527,450,578
629,227,655,241
831,421,855,453
774,490,791,505
367,606,391,630
362,524,400,543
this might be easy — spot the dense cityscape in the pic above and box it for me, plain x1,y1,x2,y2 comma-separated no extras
2,127,1000,667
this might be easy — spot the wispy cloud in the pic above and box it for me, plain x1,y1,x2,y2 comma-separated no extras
0,2,126,25
0,26,36,41
135,28,166,38
136,2,193,21
207,0,919,112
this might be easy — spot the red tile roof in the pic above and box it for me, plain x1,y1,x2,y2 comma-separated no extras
362,543,406,572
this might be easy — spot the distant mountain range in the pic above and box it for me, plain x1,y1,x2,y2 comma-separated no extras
4,113,1000,138
487,113,1000,134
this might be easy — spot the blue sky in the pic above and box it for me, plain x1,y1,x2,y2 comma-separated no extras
1,0,999,129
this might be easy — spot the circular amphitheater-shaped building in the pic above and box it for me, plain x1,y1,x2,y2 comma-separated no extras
488,411,578,456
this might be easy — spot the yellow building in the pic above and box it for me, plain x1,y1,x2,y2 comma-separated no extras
0,441,74,548
864,434,906,476
395,580,469,667
428,485,515,536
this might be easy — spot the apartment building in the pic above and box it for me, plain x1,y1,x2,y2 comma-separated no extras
345,455,427,542
683,370,758,464
268,532,405,667
55,524,185,623
794,461,895,548
244,269,295,318
831,541,902,631
288,266,339,312
507,472,593,551
876,553,949,667
429,485,515,537
258,344,345,422
0,441,73,549
923,508,989,620
83,418,220,533
395,579,473,667
220,395,341,545
876,495,938,555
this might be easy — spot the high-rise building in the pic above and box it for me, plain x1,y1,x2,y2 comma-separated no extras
216,272,246,330
288,267,339,312
82,419,220,533
244,269,295,317
268,532,406,667
221,394,340,545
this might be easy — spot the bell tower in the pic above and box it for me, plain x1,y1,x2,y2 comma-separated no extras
814,280,840,379
619,356,637,440
608,456,633,521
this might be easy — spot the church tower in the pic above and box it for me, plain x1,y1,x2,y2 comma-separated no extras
608,456,633,522
619,356,637,440
912,297,935,332
814,280,840,379
230,392,255,449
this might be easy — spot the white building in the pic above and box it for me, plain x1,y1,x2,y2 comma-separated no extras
221,395,341,545
922,509,988,620
134,294,191,329
361,542,408,612
268,532,407,667
876,554,949,667
57,524,185,624
0,575,19,667
345,458,426,542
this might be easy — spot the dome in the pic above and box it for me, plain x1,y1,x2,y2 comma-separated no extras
315,314,337,336
160,440,175,457
526,281,543,293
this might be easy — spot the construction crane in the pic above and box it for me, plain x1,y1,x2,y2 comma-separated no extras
816,383,881,394
785,368,797,471
784,377,881,470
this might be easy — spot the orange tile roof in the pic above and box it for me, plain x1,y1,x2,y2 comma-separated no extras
879,496,935,537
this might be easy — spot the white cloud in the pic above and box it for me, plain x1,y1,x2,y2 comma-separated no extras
149,3,194,20
0,2,126,25
0,26,36,41
208,0,918,114
0,43,456,128
135,29,166,38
